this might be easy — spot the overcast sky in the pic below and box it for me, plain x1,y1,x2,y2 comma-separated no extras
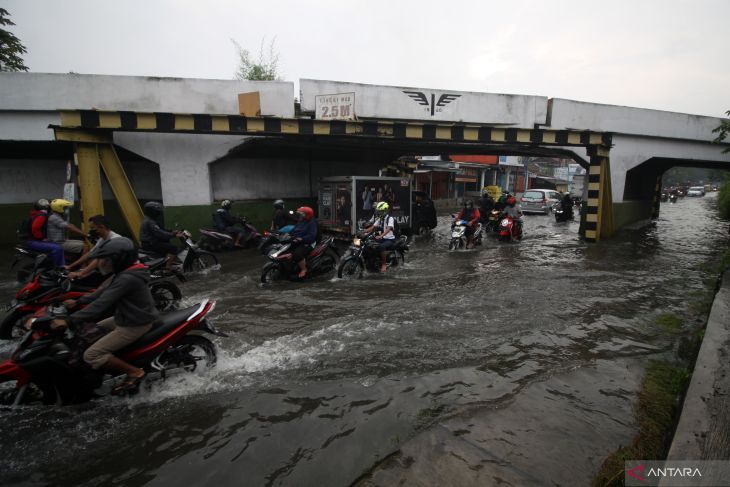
4,0,729,117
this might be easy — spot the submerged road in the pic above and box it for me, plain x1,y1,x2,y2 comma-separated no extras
0,194,726,486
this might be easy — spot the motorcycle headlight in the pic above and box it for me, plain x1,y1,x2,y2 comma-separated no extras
353,238,361,247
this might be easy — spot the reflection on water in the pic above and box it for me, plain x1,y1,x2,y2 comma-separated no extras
0,195,726,486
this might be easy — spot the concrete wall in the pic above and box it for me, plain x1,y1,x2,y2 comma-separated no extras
300,79,548,126
549,98,726,142
210,158,381,201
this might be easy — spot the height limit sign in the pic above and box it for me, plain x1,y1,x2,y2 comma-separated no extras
315,92,356,121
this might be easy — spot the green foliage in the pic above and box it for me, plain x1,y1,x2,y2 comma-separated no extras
0,8,28,72
592,361,689,486
718,179,730,219
233,37,280,81
712,110,730,153
655,313,683,333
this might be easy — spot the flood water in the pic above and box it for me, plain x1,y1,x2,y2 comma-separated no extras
0,194,726,486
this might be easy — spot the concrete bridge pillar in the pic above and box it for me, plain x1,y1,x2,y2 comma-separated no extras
583,147,615,242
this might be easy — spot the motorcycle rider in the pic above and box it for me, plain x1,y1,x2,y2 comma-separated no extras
271,199,297,232
453,200,481,249
22,199,65,267
66,214,122,281
560,192,574,218
477,190,495,218
55,237,158,395
47,199,89,259
290,206,318,278
140,201,182,271
363,201,396,273
503,195,524,235
213,199,247,248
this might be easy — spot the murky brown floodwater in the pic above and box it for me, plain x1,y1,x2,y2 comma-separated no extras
0,194,726,486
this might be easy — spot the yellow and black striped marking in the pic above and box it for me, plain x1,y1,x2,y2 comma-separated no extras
583,147,614,242
57,110,613,148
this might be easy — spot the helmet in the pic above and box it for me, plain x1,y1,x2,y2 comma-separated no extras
375,201,389,214
35,199,50,211
507,196,516,206
144,201,164,217
91,237,138,274
296,206,314,221
221,199,232,210
464,200,474,209
273,199,285,209
50,199,73,214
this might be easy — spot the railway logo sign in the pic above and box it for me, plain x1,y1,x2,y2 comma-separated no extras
402,91,462,116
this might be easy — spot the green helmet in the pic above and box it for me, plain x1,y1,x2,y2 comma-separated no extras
375,201,389,214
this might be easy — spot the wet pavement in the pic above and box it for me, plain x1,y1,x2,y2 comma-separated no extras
0,195,726,486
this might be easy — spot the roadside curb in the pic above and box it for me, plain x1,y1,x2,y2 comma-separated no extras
666,272,730,460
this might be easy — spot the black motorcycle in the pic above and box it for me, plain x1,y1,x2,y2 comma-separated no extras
139,229,218,273
337,232,408,279
260,236,339,283
554,203,574,222
198,217,262,252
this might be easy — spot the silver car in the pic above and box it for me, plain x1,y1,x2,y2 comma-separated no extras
687,186,705,197
520,189,562,214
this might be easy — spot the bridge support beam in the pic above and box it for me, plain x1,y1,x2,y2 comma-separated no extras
56,129,144,243
583,148,615,242
652,174,662,219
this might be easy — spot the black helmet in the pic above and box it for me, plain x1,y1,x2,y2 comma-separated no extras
221,199,233,210
92,237,138,274
273,199,285,209
144,201,164,217
464,200,474,209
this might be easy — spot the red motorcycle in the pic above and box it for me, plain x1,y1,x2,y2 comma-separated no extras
0,299,224,406
498,215,523,242
260,236,339,283
1,257,182,340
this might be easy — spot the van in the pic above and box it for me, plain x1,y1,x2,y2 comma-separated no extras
520,189,562,215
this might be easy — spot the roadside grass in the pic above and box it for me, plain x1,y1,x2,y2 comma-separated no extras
592,361,690,486
655,313,683,334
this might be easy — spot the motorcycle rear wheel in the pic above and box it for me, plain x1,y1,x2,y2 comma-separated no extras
156,335,217,374
0,376,58,406
0,309,27,340
261,263,282,283
337,257,364,279
150,280,182,311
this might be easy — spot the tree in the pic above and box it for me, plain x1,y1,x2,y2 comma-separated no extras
0,8,28,72
712,110,730,153
233,37,280,81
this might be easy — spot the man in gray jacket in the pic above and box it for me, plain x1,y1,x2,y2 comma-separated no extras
57,237,158,395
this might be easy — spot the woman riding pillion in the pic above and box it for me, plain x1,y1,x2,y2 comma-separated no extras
55,237,159,395
289,206,318,278
362,202,396,273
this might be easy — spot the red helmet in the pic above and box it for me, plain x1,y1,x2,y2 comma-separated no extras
506,196,516,206
296,206,314,221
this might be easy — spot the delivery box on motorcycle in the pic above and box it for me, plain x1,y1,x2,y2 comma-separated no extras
318,176,412,240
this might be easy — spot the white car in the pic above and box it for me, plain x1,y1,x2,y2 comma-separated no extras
687,186,705,197
520,189,562,214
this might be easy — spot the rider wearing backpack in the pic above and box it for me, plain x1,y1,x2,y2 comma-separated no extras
21,199,64,267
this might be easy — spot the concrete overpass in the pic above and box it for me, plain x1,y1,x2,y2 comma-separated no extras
1,73,728,242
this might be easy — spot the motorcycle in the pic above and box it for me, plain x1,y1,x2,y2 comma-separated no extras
498,215,523,242
0,299,225,406
554,203,574,222
260,236,339,283
11,243,85,283
257,229,293,256
139,229,219,273
1,255,182,340
484,210,502,234
669,194,678,203
337,232,409,279
198,217,262,252
449,219,483,250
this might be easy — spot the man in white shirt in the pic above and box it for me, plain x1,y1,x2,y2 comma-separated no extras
67,215,122,280
363,201,396,273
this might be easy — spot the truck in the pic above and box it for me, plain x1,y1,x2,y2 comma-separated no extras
318,176,413,238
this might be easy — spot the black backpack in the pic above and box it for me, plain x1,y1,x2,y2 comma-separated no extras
17,213,47,241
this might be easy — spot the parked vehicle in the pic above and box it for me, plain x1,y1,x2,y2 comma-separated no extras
498,215,523,242
0,299,224,405
139,229,218,273
520,189,562,215
412,191,437,235
337,232,408,279
449,220,483,250
260,236,339,283
198,218,262,251
687,186,705,197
